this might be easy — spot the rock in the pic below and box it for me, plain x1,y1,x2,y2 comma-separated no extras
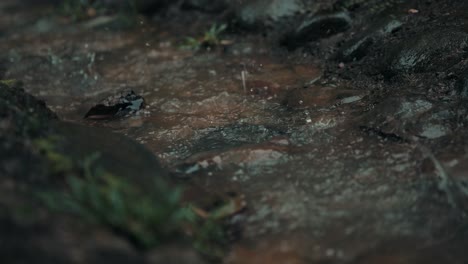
361,96,455,140
418,123,450,139
385,29,468,75
0,82,57,185
236,0,305,29
0,81,166,188
456,73,468,99
181,0,228,13
338,18,402,62
51,120,167,186
190,124,284,153
84,90,145,120
98,0,172,14
281,12,352,50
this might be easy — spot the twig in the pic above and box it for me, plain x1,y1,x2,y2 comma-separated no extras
241,70,247,95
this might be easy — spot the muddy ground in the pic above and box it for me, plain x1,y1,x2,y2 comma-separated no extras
1,0,468,263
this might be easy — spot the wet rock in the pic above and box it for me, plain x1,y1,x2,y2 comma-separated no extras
181,0,228,13
385,29,468,75
1,83,165,187
84,90,145,120
191,124,285,152
176,137,291,175
362,96,455,140
52,121,167,186
456,73,468,99
100,0,172,14
334,0,406,14
0,82,57,188
415,108,455,139
363,97,433,134
281,12,352,50
394,99,433,119
0,82,57,124
338,18,402,62
236,0,305,29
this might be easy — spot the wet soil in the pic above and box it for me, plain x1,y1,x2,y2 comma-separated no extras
1,0,468,263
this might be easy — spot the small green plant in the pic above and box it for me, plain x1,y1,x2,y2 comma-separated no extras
36,139,228,257
38,151,192,248
34,137,74,174
192,218,227,259
181,23,228,51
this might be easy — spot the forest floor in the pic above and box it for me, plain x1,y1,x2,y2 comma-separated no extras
1,0,468,263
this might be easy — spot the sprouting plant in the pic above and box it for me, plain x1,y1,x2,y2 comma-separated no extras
39,152,193,248
204,23,228,46
34,137,74,174
191,218,227,259
181,23,228,51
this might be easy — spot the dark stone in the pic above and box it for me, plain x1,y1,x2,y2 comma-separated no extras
235,0,305,29
338,19,402,62
0,83,171,263
281,12,352,50
98,0,172,14
0,216,69,264
456,73,468,99
0,82,57,122
51,121,167,187
0,82,58,187
181,0,228,13
190,124,285,153
385,29,468,75
84,90,145,120
361,96,455,139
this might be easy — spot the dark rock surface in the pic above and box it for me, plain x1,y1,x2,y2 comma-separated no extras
181,0,228,13
338,18,402,62
281,12,352,50
385,29,468,75
0,83,179,264
235,0,306,29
